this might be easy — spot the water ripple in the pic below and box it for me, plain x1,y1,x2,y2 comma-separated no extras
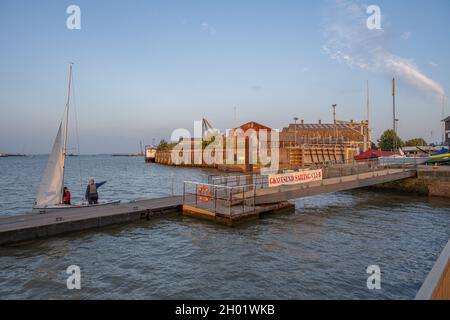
0,157,450,299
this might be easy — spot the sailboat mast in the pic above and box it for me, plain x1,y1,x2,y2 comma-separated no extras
442,95,446,145
366,80,371,150
61,63,73,203
392,78,396,151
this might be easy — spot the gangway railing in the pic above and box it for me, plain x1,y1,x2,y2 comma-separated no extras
208,159,418,189
208,174,269,189
183,181,257,216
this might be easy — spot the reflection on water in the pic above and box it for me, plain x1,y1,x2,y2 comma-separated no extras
0,156,449,299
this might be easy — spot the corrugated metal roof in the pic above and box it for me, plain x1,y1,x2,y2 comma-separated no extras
286,123,361,130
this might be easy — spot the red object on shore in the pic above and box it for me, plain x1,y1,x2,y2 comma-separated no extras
354,149,396,161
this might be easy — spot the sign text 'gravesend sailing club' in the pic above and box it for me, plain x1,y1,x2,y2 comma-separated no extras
268,169,323,187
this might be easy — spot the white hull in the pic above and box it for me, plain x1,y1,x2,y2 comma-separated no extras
379,156,429,165
32,200,121,214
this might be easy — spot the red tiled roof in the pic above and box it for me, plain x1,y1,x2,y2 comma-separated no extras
235,121,272,131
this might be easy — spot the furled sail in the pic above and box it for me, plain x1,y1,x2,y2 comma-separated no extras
35,123,65,206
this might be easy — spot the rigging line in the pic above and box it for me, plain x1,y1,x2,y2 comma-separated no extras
71,68,84,196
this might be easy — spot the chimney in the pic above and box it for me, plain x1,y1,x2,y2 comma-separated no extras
301,119,304,124
318,119,322,124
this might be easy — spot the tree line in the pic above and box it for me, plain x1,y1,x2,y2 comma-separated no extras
377,129,428,151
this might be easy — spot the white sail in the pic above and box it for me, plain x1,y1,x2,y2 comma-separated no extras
35,123,65,206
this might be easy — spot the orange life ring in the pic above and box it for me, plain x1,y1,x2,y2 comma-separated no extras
197,185,211,203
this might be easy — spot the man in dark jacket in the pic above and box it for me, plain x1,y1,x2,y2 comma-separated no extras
85,178,107,204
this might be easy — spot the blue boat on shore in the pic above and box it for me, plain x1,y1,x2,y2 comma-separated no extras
425,147,450,165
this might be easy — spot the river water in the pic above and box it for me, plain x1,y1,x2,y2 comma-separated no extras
0,155,449,299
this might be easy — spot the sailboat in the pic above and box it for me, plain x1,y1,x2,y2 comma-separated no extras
378,148,431,165
32,64,120,213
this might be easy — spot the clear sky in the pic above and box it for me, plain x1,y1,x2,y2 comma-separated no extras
0,0,449,154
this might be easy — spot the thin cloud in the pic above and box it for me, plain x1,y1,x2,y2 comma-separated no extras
300,67,309,73
201,21,216,35
322,0,445,98
401,31,411,40
429,61,439,67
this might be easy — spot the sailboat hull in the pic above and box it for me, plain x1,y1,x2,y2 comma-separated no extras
32,200,121,214
379,156,430,165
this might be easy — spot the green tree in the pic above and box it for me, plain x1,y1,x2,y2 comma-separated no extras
378,129,404,151
405,138,427,147
156,139,169,151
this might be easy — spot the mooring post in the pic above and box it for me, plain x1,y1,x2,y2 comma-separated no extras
253,186,256,211
242,187,245,214
229,187,232,217
214,187,217,214
171,172,175,195
195,184,198,208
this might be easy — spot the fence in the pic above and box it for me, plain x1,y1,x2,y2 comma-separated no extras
185,160,418,214
416,238,450,300
183,181,256,216
208,159,418,188
208,173,269,189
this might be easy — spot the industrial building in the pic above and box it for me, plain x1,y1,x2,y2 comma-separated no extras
444,116,450,146
278,119,370,168
154,118,371,172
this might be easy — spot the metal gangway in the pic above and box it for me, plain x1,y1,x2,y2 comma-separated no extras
183,160,418,214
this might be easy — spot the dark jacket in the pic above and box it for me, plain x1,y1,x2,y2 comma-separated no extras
85,181,106,200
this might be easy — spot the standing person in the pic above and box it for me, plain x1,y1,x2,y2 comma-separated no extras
63,187,71,205
85,178,107,205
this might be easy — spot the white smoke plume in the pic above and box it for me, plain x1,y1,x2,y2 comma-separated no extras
322,0,445,98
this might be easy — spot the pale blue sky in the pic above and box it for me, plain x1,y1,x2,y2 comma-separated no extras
0,0,449,154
